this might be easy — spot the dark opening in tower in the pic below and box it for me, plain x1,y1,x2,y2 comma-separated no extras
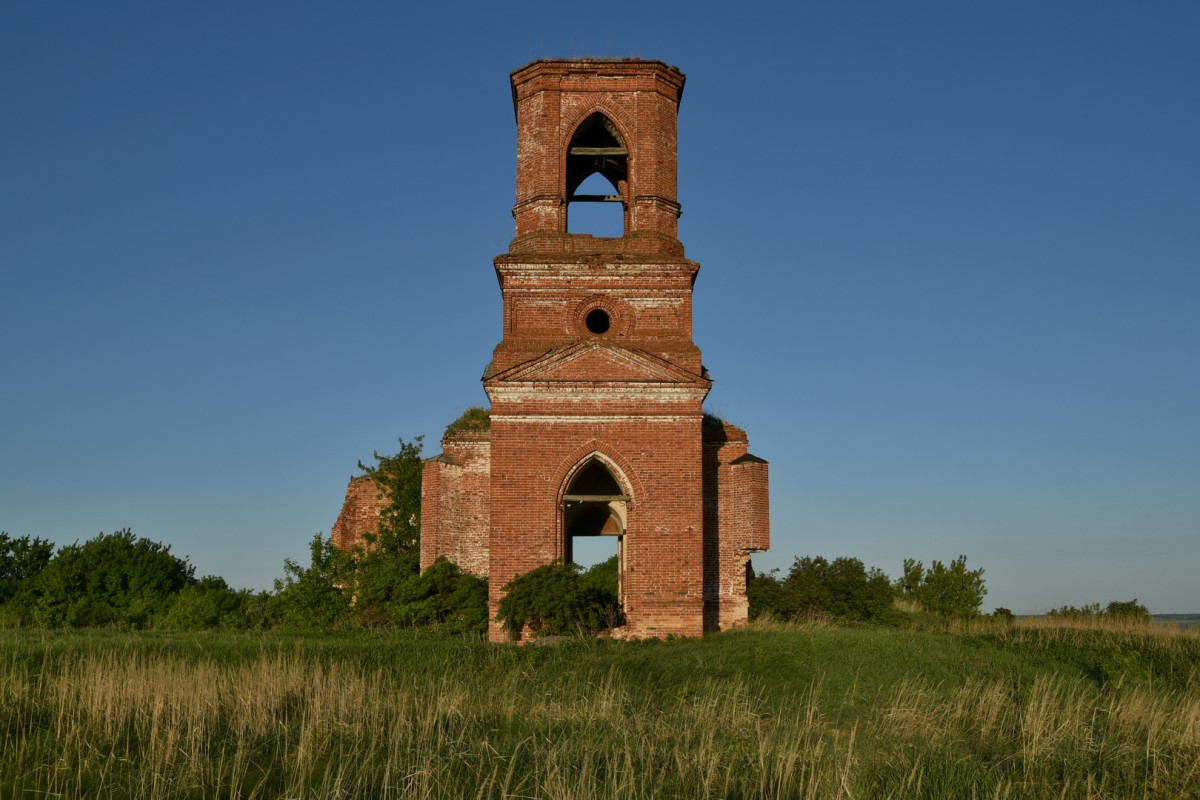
566,113,627,236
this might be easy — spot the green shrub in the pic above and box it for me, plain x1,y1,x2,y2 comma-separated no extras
898,555,986,618
496,561,620,640
1105,599,1150,622
267,533,352,630
1046,601,1150,624
991,607,1016,624
159,576,260,630
444,407,490,438
1101,646,1151,685
21,529,195,629
363,556,488,634
751,556,893,623
582,554,619,597
1046,603,1102,620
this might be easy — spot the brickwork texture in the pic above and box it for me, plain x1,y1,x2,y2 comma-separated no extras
335,59,769,642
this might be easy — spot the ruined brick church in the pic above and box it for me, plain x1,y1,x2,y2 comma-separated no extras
334,59,769,642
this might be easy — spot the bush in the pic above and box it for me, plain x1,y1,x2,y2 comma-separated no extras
1105,599,1150,622
1047,603,1102,620
991,607,1016,624
444,407,490,438
897,555,986,619
1046,601,1150,623
1102,646,1151,685
359,556,488,634
21,529,195,629
750,556,894,623
496,561,620,640
159,576,261,630
267,533,352,630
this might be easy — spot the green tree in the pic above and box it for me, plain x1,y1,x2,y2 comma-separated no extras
342,434,488,633
1047,603,1102,619
1047,600,1150,624
271,433,487,633
24,529,195,628
747,566,786,620
764,556,894,623
911,555,986,618
896,558,925,597
267,533,351,630
0,533,54,603
356,435,424,553
344,435,428,624
581,555,624,629
581,554,619,598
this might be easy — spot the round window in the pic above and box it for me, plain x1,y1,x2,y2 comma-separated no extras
585,308,611,334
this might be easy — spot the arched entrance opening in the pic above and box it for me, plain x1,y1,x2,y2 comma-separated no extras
562,459,627,610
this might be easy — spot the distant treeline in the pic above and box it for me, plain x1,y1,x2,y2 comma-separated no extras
0,437,1155,633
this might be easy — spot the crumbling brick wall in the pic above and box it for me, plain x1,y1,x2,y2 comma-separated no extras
703,418,770,631
330,476,389,552
419,430,490,577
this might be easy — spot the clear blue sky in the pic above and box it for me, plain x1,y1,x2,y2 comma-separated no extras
2,2,1197,614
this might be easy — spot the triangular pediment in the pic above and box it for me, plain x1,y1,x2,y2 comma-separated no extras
491,343,705,385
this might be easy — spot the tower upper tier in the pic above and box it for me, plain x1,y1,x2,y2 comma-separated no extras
508,59,687,256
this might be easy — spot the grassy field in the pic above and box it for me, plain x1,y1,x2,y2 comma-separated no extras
2,618,1198,799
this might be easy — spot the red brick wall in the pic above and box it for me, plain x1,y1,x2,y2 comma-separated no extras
509,59,685,255
419,432,490,576
491,256,702,376
331,476,389,553
485,414,707,641
702,419,771,630
410,59,770,643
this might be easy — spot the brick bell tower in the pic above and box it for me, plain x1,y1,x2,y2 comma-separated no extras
413,59,769,642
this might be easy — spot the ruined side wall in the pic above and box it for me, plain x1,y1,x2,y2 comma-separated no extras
331,476,389,552
703,419,770,631
420,433,491,577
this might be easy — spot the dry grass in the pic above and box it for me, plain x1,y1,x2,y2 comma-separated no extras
2,625,1198,799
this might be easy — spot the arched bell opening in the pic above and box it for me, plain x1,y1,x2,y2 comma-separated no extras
562,459,628,612
565,113,628,236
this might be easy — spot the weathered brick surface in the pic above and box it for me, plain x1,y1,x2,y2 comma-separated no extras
420,431,491,577
703,419,771,631
508,59,685,253
331,476,389,552
334,59,770,642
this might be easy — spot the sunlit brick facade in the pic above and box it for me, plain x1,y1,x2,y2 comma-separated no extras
338,59,769,641
426,59,768,641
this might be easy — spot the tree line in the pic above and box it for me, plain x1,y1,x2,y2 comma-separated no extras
0,433,1150,633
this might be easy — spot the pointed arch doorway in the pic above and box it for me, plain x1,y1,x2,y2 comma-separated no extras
562,459,628,610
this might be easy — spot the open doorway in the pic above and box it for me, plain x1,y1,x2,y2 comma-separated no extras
563,460,627,614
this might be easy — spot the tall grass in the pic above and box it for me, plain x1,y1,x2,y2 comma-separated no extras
2,623,1197,799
